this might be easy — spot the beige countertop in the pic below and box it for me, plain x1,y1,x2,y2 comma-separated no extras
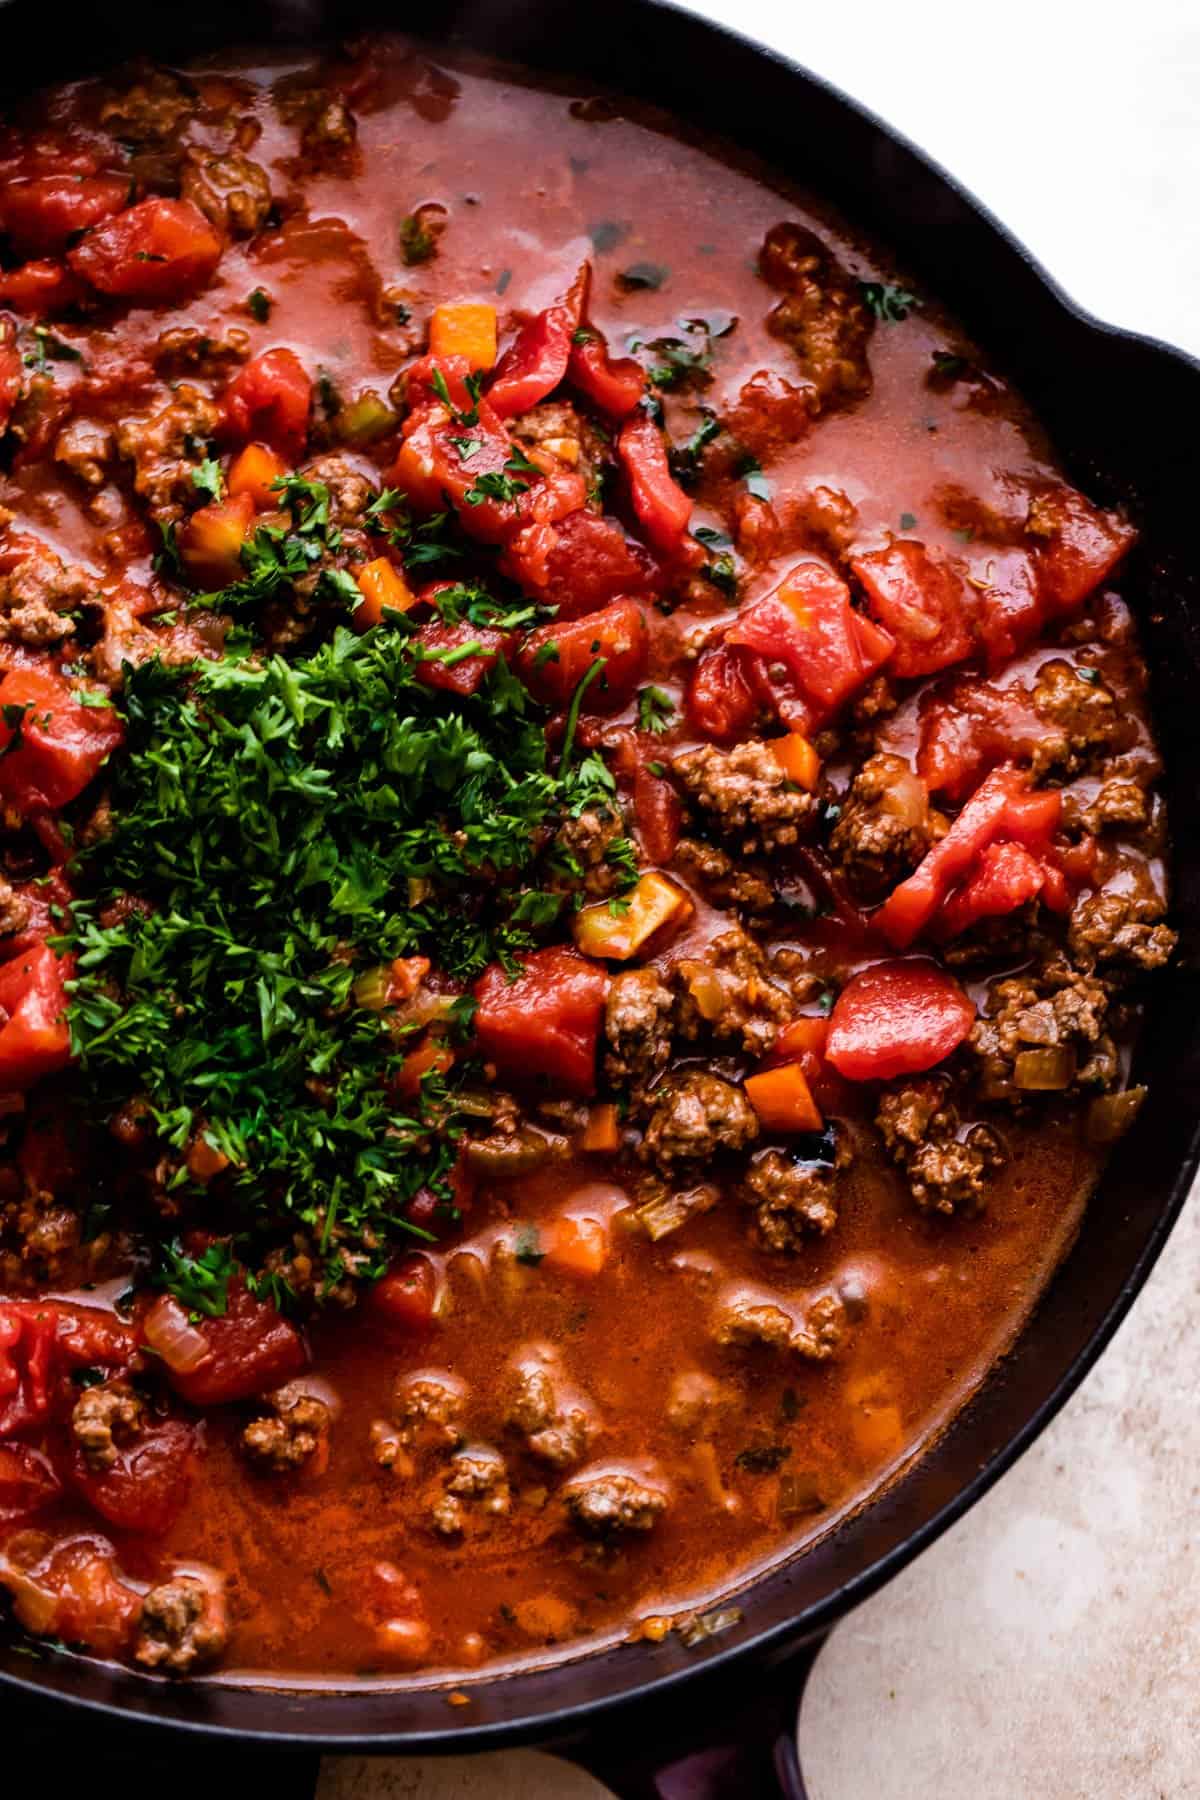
317,0,1200,1793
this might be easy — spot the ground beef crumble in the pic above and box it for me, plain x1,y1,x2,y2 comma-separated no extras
968,962,1119,1103
1068,889,1176,975
739,1135,849,1249
672,740,816,855
71,1381,144,1472
241,1383,331,1473
135,1573,228,1675
565,1467,668,1536
829,753,933,897
876,1078,1006,1215
603,966,674,1094
640,1069,759,1172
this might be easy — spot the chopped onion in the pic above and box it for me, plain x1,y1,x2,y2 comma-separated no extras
635,1184,718,1241
1014,1046,1076,1091
143,1295,214,1375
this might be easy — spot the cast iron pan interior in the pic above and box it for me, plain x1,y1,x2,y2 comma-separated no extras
0,0,1198,1760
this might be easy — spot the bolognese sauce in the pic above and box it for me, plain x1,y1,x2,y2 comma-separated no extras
0,37,1174,1681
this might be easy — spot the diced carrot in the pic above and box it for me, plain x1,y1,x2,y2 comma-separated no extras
428,302,498,372
743,1062,823,1134
186,1135,230,1182
573,871,691,960
227,441,287,510
771,732,821,790
772,1017,830,1062
356,557,416,629
388,955,431,1002
544,1215,609,1277
394,1035,454,1100
581,1102,620,1153
180,492,255,588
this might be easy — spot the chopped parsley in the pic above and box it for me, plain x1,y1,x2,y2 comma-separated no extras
636,685,675,734
400,211,437,266
191,457,225,505
859,281,918,322
247,288,272,323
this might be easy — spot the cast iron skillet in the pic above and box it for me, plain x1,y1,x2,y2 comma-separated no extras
3,2,1200,1794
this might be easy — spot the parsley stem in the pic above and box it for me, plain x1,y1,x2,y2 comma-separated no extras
559,656,608,773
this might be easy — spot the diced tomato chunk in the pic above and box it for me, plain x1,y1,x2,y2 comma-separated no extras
153,1282,307,1407
518,598,648,709
486,276,583,418
1028,485,1137,613
875,765,1061,949
617,412,692,553
0,1535,142,1657
369,1255,437,1333
68,1417,195,1536
221,348,312,461
0,174,129,256
729,561,894,730
0,313,20,432
0,1442,60,1523
0,1301,58,1436
931,839,1048,940
568,323,645,417
0,258,83,316
0,663,123,812
685,643,759,743
851,541,975,678
826,959,976,1082
68,197,222,302
502,509,658,617
181,491,255,588
474,945,609,1095
916,677,1048,802
971,550,1044,669
633,760,682,864
0,943,72,1089
414,620,511,695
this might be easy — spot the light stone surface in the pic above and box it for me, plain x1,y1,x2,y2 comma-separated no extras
321,1,1200,1792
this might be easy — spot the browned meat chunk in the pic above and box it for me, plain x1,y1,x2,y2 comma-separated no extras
0,878,31,939
640,1069,758,1171
673,740,816,855
603,965,674,1092
1,1175,84,1289
549,806,631,900
507,1355,595,1469
116,387,221,518
968,964,1119,1102
1078,777,1151,835
876,1077,1006,1215
511,399,611,498
673,837,775,915
390,1371,467,1451
54,419,114,489
99,69,196,142
565,1467,668,1535
135,1573,228,1675
71,1381,144,1473
739,1137,848,1249
1031,660,1130,778
303,96,358,162
241,1383,331,1473
1068,889,1176,975
429,1446,512,1536
759,222,874,411
713,1290,845,1360
154,325,251,378
829,754,933,898
674,926,802,1058
299,453,374,526
665,1369,734,1436
181,149,273,236
0,546,89,646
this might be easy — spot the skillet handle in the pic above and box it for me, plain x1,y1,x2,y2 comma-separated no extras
552,1632,827,1799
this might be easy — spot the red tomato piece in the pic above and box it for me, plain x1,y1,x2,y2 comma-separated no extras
68,197,222,302
851,541,975,678
474,945,609,1095
916,678,1048,802
0,1535,142,1657
568,323,646,417
0,1442,60,1524
971,550,1044,669
221,348,312,461
617,412,692,553
0,943,71,1090
369,1255,437,1333
633,760,683,864
518,597,648,709
932,840,1047,940
0,664,123,813
685,643,759,743
1029,485,1137,614
875,765,1061,949
0,174,129,256
728,562,895,729
414,621,511,695
0,1300,58,1436
486,278,583,418
0,314,20,433
501,508,658,617
157,1282,307,1407
826,959,976,1082
0,258,83,316
68,1416,195,1536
